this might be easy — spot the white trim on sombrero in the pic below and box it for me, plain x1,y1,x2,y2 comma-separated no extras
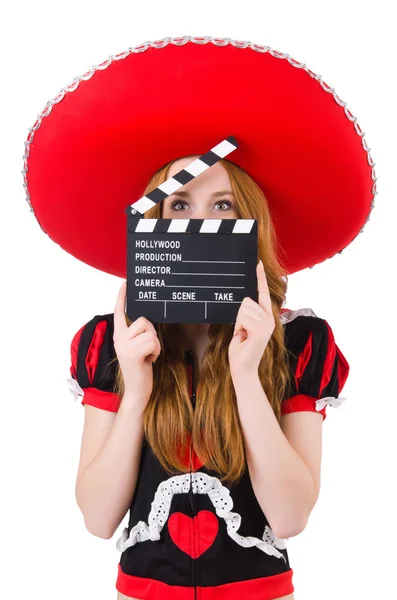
115,471,288,562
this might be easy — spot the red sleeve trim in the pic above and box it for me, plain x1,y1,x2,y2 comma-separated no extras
81,387,121,413
281,393,327,421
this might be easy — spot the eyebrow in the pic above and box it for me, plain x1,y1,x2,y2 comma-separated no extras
169,190,234,198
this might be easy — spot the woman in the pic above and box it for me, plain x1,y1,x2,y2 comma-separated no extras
70,153,350,600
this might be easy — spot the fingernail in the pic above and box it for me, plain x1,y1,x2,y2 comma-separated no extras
259,259,263,269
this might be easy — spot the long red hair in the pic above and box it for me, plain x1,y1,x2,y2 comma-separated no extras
110,156,290,484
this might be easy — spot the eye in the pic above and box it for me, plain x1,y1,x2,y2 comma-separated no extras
169,200,233,211
214,201,233,211
169,200,188,211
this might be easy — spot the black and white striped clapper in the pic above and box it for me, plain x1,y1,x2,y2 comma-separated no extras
124,136,258,324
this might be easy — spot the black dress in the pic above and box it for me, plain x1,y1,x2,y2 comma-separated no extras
67,307,349,600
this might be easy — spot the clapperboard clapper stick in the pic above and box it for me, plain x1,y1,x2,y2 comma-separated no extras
124,136,258,324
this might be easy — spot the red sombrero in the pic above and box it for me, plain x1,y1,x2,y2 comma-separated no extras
23,35,376,277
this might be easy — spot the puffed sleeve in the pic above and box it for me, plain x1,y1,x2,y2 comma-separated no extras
282,316,350,421
66,313,121,412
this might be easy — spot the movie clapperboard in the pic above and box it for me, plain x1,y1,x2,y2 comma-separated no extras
124,136,258,324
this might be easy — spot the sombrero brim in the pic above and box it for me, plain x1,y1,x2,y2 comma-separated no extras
24,36,376,277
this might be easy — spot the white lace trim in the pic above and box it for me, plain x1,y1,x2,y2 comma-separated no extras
115,471,288,562
279,307,318,324
66,377,85,401
315,396,347,411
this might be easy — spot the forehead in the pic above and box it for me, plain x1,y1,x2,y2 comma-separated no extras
167,156,230,190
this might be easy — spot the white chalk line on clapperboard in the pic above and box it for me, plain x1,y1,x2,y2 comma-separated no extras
127,136,257,319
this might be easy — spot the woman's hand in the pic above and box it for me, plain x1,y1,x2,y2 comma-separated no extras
228,260,275,380
113,281,161,407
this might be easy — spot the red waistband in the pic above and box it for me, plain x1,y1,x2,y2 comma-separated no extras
116,563,294,599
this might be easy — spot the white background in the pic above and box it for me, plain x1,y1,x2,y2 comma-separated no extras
1,1,396,599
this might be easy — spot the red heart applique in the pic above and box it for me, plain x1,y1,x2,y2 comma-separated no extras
168,511,219,558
